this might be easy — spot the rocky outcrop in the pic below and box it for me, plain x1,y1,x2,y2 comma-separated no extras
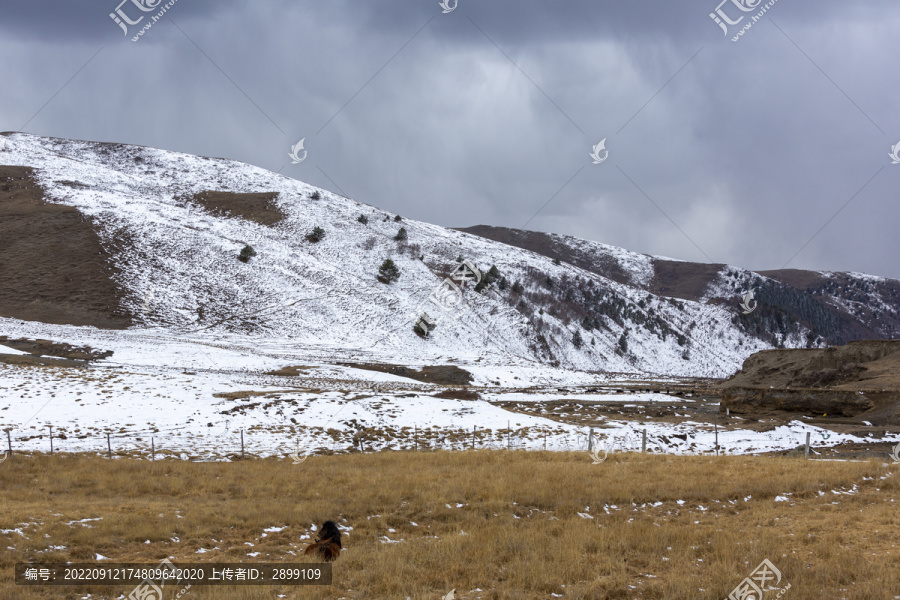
719,340,900,423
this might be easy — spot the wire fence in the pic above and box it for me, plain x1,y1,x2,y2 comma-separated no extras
1,422,842,461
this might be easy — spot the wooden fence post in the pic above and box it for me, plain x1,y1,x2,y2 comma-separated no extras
107,433,112,459
152,437,155,462
715,418,719,456
5,429,11,459
805,432,811,459
642,429,647,453
589,428,594,452
49,426,53,455
241,429,245,460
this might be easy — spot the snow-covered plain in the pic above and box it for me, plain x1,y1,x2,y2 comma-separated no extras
1,319,894,460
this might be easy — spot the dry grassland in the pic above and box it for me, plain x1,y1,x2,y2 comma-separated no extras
1,451,898,599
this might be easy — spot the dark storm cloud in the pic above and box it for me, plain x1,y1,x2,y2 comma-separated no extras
2,0,899,277
0,0,250,42
7,0,892,44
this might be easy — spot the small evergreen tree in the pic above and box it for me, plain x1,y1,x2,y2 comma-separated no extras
394,227,408,241
617,330,628,354
238,245,257,263
498,276,509,291
309,191,321,200
552,258,561,266
357,214,369,225
475,265,501,292
306,226,326,243
394,214,402,222
572,330,583,348
377,259,400,284
512,281,524,294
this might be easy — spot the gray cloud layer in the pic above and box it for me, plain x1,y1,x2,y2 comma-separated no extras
2,0,899,277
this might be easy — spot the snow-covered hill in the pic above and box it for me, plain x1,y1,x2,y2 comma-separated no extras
1,132,898,378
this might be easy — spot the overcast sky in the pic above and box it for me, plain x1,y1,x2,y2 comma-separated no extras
2,0,899,277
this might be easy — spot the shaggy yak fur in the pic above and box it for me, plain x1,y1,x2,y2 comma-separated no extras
304,520,341,562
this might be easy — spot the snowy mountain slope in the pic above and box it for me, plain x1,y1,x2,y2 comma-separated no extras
457,225,661,288
460,228,900,348
2,133,898,378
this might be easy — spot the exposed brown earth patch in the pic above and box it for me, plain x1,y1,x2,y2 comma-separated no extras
719,340,900,423
342,363,473,386
756,268,828,289
266,365,315,376
212,389,314,401
0,336,112,360
493,394,723,429
0,165,132,328
190,190,284,226
649,259,726,302
720,387,879,418
0,353,87,368
723,339,900,390
432,388,481,400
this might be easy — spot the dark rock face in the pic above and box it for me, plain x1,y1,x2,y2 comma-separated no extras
721,387,877,417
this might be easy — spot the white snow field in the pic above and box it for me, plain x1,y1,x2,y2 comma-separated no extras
2,317,893,461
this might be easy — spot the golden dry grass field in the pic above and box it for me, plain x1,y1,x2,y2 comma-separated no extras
1,451,898,599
